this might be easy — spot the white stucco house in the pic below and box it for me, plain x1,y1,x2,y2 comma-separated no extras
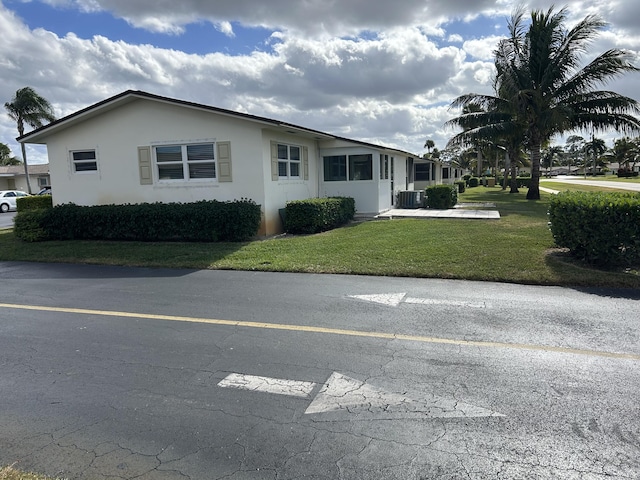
19,90,442,235
0,164,50,193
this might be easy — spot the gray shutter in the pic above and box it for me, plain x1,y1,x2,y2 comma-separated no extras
303,146,309,180
138,146,153,185
270,141,279,181
217,141,232,182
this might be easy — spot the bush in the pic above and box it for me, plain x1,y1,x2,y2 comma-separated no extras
425,185,458,209
14,210,50,242
468,177,479,188
455,180,466,193
548,191,640,266
15,200,261,243
285,197,355,234
516,177,532,189
617,170,639,178
16,195,52,212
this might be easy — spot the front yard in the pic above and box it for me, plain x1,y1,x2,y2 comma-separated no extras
0,187,638,289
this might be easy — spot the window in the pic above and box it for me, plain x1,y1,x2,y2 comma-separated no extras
324,155,347,181
443,167,450,179
349,154,373,181
72,150,97,173
38,177,49,187
324,154,373,181
380,155,389,180
155,143,216,181
415,163,430,181
277,144,301,179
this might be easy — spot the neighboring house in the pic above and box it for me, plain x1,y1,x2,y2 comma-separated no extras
19,90,436,235
0,164,50,193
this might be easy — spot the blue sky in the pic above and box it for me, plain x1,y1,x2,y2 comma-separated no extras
1,0,639,163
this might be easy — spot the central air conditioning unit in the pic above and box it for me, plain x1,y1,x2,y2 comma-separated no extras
397,190,425,209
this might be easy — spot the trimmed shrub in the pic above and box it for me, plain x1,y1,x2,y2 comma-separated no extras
14,210,49,242
15,199,261,243
548,191,640,266
617,170,639,178
425,185,458,209
285,197,355,234
468,177,479,188
455,180,466,193
16,195,52,212
516,177,532,189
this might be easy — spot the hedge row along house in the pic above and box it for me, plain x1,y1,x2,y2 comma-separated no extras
18,90,462,235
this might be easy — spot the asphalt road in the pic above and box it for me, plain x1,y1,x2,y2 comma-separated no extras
0,262,639,479
0,211,16,229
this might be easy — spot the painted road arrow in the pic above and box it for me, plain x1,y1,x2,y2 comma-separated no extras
348,293,488,308
218,372,504,418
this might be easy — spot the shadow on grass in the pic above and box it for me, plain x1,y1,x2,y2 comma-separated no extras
545,249,640,297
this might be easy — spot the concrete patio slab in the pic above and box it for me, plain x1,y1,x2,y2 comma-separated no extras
376,208,500,220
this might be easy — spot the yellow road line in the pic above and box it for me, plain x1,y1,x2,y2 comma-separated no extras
1,302,639,361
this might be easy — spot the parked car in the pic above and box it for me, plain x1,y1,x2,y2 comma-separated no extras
37,186,51,195
0,190,29,213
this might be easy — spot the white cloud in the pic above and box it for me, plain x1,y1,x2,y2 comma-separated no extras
1,0,638,165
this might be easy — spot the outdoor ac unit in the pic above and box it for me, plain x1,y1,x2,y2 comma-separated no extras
397,190,424,209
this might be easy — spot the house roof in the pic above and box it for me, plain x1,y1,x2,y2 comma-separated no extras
18,90,419,158
0,164,49,176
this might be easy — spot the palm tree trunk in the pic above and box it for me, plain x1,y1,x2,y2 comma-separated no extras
502,152,510,190
527,142,541,200
509,159,519,193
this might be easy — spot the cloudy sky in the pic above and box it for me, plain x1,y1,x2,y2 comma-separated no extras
1,0,639,164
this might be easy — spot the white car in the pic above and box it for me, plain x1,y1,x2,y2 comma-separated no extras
0,190,29,213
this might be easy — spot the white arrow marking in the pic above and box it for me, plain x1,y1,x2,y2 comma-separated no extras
305,372,504,418
218,373,316,398
348,293,487,308
347,293,406,306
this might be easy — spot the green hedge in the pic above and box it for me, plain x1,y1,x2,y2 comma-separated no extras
285,197,355,234
548,191,640,265
425,185,458,209
16,195,52,212
468,177,479,188
455,180,466,193
14,200,261,243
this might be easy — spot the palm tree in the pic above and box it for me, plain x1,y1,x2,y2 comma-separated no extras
424,139,435,153
0,143,22,166
493,6,640,199
541,145,564,176
5,87,56,193
583,136,607,176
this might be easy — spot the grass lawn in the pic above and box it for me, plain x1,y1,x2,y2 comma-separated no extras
0,187,638,289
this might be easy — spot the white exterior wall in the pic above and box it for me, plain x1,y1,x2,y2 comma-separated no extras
261,130,319,233
319,146,380,214
42,99,277,232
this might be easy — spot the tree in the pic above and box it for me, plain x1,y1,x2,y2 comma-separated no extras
541,145,564,176
583,136,607,176
424,139,435,153
494,6,640,199
4,87,55,193
0,143,22,166
607,137,640,173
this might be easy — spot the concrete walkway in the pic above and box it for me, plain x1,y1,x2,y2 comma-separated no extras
377,203,500,220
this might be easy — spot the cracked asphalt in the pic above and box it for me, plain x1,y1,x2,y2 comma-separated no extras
0,262,639,479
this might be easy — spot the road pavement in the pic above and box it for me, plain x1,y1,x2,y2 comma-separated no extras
546,176,640,192
0,211,16,229
0,263,639,479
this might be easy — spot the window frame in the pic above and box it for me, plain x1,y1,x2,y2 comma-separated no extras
71,149,98,174
154,141,217,182
277,143,302,180
415,163,430,181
